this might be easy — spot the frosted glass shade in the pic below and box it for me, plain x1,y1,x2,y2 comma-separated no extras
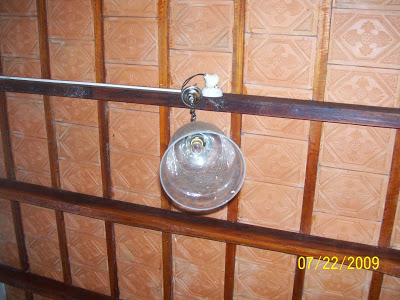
160,121,246,211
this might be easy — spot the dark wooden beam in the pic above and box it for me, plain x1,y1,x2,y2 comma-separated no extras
0,77,399,129
0,264,117,300
0,178,399,277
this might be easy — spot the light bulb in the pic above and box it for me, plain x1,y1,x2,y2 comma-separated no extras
190,136,204,154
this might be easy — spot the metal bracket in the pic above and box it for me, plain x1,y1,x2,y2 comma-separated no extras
181,73,204,122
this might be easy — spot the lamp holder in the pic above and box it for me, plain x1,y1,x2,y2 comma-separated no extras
181,73,204,122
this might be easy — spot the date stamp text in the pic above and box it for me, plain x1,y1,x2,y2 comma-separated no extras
297,256,379,270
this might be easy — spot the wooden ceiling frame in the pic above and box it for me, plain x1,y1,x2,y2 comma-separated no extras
0,0,399,299
0,75,399,300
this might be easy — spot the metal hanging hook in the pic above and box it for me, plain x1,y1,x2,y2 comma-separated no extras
181,73,204,122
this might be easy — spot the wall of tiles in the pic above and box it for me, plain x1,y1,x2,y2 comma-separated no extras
0,0,399,299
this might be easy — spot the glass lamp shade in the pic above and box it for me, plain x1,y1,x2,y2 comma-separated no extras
160,121,246,211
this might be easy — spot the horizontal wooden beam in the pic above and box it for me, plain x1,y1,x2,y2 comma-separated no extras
0,76,399,129
0,264,116,300
0,179,399,276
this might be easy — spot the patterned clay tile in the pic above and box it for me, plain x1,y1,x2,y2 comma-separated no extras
311,211,381,245
110,149,161,197
109,108,160,156
242,133,308,188
173,260,224,299
238,179,303,232
26,238,63,281
15,169,52,187
21,204,59,240
21,204,62,281
170,0,234,52
67,231,109,269
244,83,313,100
246,0,319,35
236,245,297,273
65,213,105,238
244,33,317,89
0,199,19,268
169,49,232,92
0,212,16,242
7,97,47,138
319,123,396,174
303,259,372,299
11,134,50,175
104,17,158,65
200,205,227,220
118,259,163,299
0,0,36,15
334,0,400,10
106,63,159,87
173,235,225,271
65,213,110,295
56,123,100,165
53,97,98,127
170,107,231,136
1,57,41,78
104,0,157,17
0,198,11,211
0,16,39,58
329,10,400,69
4,285,25,300
381,275,400,299
325,65,400,107
49,39,95,82
314,166,388,221
115,224,162,269
112,187,161,208
47,0,94,40
0,239,19,268
70,261,110,295
243,115,310,141
59,160,102,196
234,259,294,299
379,288,400,300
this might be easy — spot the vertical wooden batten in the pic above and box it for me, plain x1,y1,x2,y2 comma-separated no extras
368,129,400,299
0,53,30,269
224,0,246,298
293,0,333,298
158,0,172,298
0,54,30,300
0,55,14,181
92,0,119,297
36,0,72,285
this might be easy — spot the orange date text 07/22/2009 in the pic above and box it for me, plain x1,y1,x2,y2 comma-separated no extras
297,256,379,270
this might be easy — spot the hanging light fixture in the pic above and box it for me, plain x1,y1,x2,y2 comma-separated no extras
160,74,246,212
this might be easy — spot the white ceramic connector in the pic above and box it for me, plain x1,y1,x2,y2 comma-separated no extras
202,73,223,97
